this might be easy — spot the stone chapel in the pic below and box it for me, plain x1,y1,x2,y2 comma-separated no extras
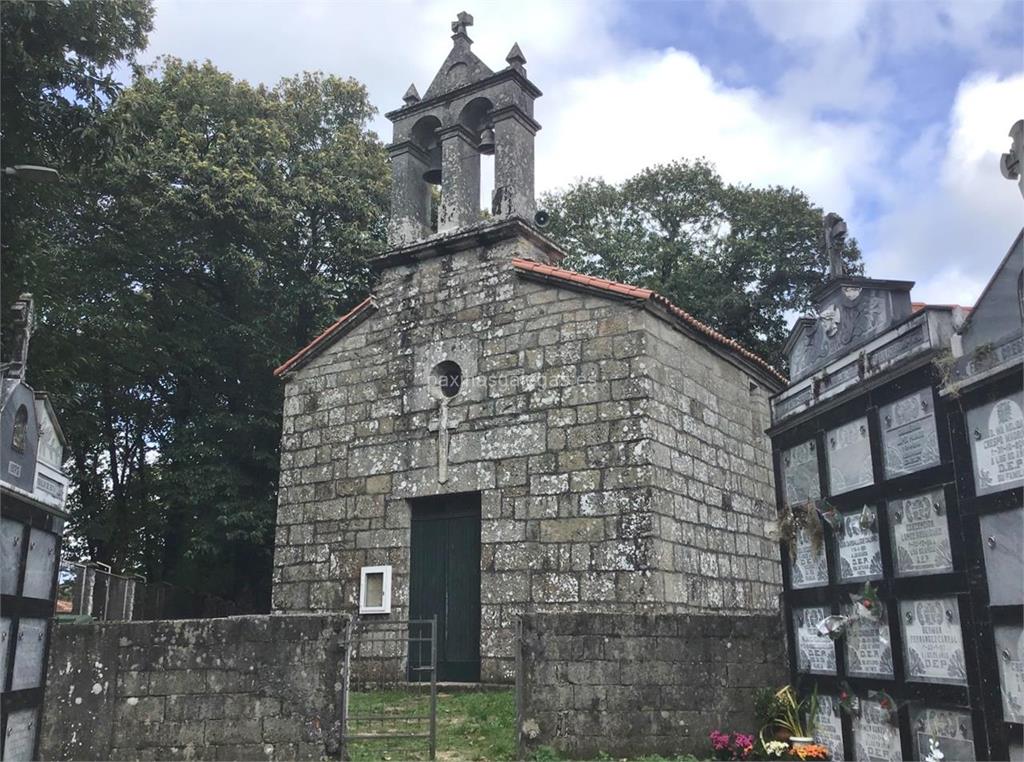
272,13,787,683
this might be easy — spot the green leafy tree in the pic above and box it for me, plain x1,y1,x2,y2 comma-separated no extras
541,159,862,367
16,58,389,606
1,0,155,345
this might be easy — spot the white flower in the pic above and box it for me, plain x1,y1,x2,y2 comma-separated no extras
925,738,944,762
764,740,790,758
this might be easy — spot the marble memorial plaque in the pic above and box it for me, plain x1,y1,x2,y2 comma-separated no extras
782,439,821,507
844,601,893,678
911,706,975,762
11,618,47,691
967,393,1024,496
980,508,1023,606
827,417,874,495
880,389,940,478
812,695,845,760
901,598,968,685
3,708,39,762
995,624,1024,724
888,490,954,577
837,506,883,582
790,526,828,589
852,698,902,762
21,527,57,600
794,606,836,674
1,517,24,596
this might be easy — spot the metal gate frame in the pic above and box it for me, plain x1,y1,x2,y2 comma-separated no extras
339,616,437,761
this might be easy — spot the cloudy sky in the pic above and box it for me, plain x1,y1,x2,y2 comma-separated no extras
136,0,1022,307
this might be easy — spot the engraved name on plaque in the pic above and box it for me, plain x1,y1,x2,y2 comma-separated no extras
790,526,828,589
813,696,845,760
967,393,1024,496
827,417,874,495
782,439,821,506
911,706,975,762
794,606,836,674
888,489,954,577
995,625,1024,724
837,506,883,582
844,601,893,678
880,388,941,478
853,698,902,762
901,598,968,686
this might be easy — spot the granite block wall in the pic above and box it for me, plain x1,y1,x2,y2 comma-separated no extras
38,614,346,761
274,225,783,682
517,612,788,759
643,313,783,612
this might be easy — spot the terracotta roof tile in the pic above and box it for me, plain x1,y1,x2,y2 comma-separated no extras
274,297,376,377
911,301,973,314
276,261,787,387
512,257,787,386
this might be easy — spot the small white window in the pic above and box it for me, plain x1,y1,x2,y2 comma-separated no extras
359,565,392,614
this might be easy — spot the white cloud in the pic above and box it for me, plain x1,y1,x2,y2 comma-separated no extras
537,48,883,216
871,72,1024,306
136,0,1021,311
140,0,623,137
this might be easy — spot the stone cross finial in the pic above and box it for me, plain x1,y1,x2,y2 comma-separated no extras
451,11,474,38
823,212,848,280
4,293,35,380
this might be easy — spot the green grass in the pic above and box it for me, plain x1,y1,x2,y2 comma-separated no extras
344,689,707,761
346,689,517,761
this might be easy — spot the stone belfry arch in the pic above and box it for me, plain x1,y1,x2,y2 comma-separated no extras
386,11,542,244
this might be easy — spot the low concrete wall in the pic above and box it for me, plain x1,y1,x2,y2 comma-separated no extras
517,612,787,759
39,614,347,761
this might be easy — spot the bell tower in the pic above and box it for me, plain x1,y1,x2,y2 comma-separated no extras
385,11,542,245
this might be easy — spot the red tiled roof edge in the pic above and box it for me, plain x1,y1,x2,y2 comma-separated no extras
273,297,376,378
911,301,973,313
512,257,787,386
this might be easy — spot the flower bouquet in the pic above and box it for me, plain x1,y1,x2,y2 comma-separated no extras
709,729,755,761
761,739,831,760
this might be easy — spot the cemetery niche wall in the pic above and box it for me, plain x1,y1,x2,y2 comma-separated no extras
944,229,1024,761
768,220,1023,761
0,294,71,762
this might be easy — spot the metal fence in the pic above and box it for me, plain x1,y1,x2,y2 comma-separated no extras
339,616,438,761
55,561,249,621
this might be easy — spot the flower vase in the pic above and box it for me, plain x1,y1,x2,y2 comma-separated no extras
789,736,814,747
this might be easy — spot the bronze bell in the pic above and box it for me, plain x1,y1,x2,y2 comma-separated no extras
422,146,442,185
478,127,495,155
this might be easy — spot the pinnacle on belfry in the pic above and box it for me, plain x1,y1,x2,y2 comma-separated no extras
402,83,420,105
506,42,526,68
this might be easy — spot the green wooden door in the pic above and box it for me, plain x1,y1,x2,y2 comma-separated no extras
409,493,481,682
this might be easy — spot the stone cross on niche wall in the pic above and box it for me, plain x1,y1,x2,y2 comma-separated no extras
824,212,848,280
428,398,458,483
